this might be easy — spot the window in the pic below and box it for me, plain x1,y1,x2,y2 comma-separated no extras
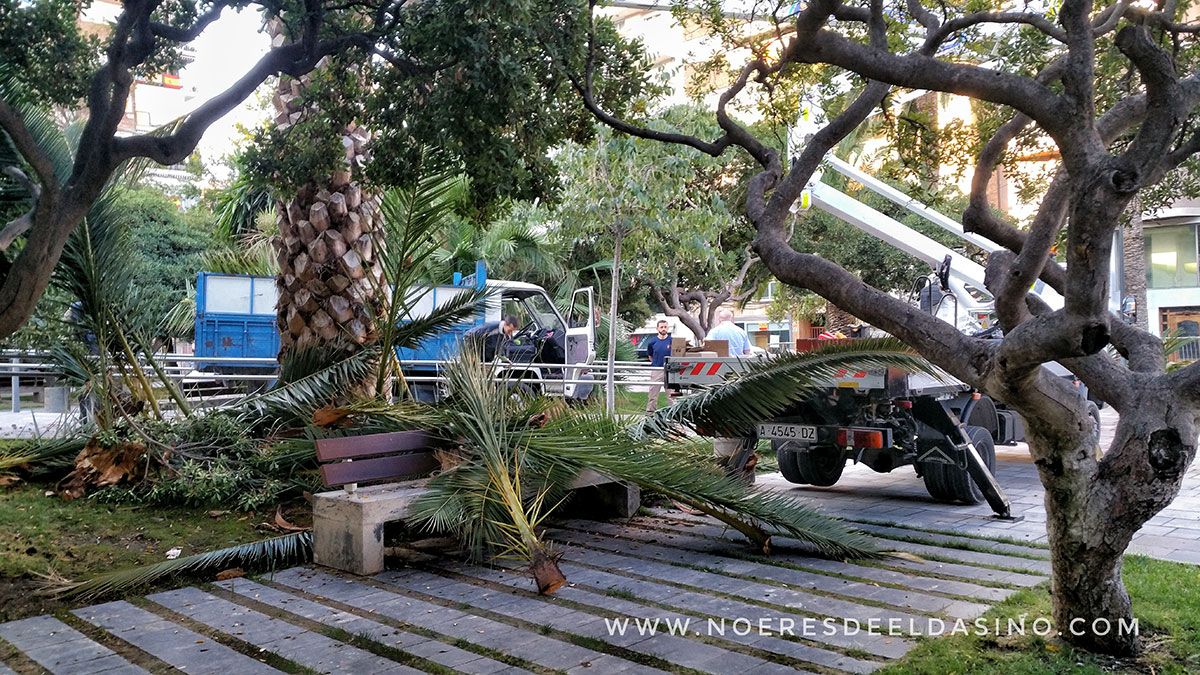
1146,224,1199,289
500,291,565,333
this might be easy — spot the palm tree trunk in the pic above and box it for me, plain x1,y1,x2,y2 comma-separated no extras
824,301,857,335
268,20,382,358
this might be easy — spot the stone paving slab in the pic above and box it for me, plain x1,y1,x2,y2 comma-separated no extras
643,514,1049,587
73,600,280,675
377,568,781,675
270,567,660,673
149,587,421,675
836,523,1052,560
565,518,1015,603
0,615,148,675
216,578,531,675
551,525,991,620
548,543,936,634
444,559,884,673
652,510,1052,576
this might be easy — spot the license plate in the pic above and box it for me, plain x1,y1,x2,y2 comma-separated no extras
756,423,817,442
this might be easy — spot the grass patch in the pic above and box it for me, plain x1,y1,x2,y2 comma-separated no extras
880,555,1200,674
0,480,296,621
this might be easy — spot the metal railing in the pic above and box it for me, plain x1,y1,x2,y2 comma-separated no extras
0,350,667,412
1170,336,1200,362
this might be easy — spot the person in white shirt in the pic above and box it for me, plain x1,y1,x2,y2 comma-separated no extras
705,308,753,355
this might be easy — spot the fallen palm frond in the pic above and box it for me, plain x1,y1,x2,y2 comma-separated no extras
0,436,86,474
522,413,879,559
232,347,380,425
636,338,938,439
48,532,311,602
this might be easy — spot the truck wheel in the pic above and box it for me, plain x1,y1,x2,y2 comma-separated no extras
922,425,995,505
966,396,999,442
774,440,807,484
776,441,845,486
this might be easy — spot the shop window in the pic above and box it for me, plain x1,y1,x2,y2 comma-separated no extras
1146,224,1199,289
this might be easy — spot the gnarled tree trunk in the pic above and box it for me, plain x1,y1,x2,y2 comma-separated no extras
1028,397,1196,655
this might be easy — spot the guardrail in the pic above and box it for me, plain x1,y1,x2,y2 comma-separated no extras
0,350,666,413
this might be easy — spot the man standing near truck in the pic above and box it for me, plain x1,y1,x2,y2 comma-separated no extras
465,315,520,362
640,319,674,414
706,308,753,356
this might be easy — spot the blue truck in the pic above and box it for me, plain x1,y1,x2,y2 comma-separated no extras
194,263,597,401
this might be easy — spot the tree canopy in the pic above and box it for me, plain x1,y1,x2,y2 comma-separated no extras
0,0,656,340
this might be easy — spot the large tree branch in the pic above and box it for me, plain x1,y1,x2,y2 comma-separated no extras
112,36,366,166
1114,26,1185,179
794,29,1073,146
0,99,59,198
150,1,229,42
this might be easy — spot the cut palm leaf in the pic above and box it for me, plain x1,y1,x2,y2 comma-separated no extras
522,414,880,560
636,338,938,439
49,532,312,602
406,353,566,592
233,347,379,425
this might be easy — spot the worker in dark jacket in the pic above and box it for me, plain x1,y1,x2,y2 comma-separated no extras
465,315,519,362
640,319,674,413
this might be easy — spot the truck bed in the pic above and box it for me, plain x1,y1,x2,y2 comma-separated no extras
664,355,965,397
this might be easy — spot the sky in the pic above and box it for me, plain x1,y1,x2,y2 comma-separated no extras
179,9,272,178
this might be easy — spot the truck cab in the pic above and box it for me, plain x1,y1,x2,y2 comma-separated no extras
397,263,596,402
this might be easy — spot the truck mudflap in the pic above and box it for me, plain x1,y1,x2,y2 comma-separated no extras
910,397,1017,520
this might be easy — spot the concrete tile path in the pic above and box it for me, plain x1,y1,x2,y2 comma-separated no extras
1,515,1057,673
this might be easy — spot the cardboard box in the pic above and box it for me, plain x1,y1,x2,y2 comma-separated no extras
702,339,729,357
670,337,690,357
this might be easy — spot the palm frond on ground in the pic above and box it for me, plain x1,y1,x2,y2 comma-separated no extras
637,338,937,439
0,436,86,474
49,532,311,602
234,347,380,425
522,413,879,559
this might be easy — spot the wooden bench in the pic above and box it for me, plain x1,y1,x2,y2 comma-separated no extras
311,431,439,575
310,430,642,576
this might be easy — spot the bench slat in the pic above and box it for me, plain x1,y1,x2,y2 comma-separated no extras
319,452,440,487
315,431,433,462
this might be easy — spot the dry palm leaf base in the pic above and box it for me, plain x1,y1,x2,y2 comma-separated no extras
56,439,147,500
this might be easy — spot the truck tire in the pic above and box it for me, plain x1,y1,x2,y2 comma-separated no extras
776,441,845,486
922,425,995,505
965,396,999,442
774,440,807,484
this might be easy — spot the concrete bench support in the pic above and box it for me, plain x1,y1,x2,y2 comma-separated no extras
569,469,641,519
312,473,639,576
312,484,430,576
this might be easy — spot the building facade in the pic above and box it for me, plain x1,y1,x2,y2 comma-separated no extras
1138,199,1200,358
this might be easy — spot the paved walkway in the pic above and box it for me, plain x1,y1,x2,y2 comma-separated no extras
0,515,1053,674
0,410,76,439
759,406,1200,565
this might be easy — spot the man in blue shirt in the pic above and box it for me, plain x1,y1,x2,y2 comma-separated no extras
640,319,674,413
705,308,753,355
